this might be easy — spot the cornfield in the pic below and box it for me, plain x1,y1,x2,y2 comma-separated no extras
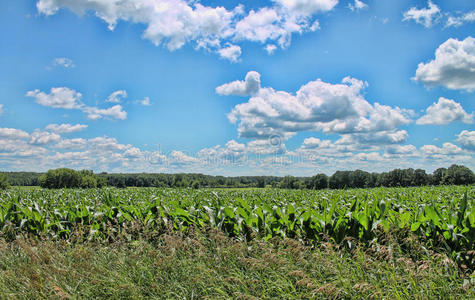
0,186,473,268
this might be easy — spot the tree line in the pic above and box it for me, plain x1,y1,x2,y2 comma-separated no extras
0,164,473,189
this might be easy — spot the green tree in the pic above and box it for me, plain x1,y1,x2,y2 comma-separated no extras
0,173,10,189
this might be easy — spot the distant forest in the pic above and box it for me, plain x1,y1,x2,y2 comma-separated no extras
2,164,473,190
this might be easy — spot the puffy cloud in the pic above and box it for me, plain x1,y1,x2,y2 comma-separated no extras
0,128,30,139
198,140,247,164
84,105,127,120
52,57,75,68
416,97,473,125
457,130,475,151
224,72,413,140
216,44,240,62
169,150,199,165
45,123,88,133
106,90,127,103
386,144,418,155
348,0,368,11
53,138,87,150
446,11,475,28
0,139,47,157
265,44,277,54
36,0,337,61
275,0,338,15
338,130,409,145
29,130,61,145
26,87,84,109
414,37,475,92
300,137,332,149
26,87,127,120
402,1,441,28
421,142,462,156
216,71,261,96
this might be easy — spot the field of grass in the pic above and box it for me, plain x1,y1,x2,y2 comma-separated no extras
0,186,473,298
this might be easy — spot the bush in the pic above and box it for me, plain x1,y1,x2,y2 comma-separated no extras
39,168,106,189
0,173,10,189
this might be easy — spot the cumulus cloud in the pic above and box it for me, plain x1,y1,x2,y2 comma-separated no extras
265,44,277,54
446,10,475,28
414,37,475,92
26,87,84,109
457,130,475,151
53,138,87,150
106,90,127,103
29,130,61,145
26,87,128,121
348,0,368,11
52,57,75,68
223,72,413,140
216,71,261,96
45,123,88,133
403,1,441,28
421,142,462,157
385,144,418,155
0,128,30,139
36,0,337,61
83,105,127,120
217,44,242,62
275,0,338,15
417,97,473,125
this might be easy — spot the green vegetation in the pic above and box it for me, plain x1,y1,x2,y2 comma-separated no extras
0,173,9,190
5,164,473,189
0,229,472,299
0,185,473,298
38,168,107,189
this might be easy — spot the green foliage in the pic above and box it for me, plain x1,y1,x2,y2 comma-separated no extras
0,185,473,270
0,173,10,190
38,168,105,189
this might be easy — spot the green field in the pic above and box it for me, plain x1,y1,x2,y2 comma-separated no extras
0,186,474,298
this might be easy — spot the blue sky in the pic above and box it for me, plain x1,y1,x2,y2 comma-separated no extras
0,0,474,175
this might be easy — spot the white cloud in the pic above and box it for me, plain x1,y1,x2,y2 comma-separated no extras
348,0,368,11
53,138,87,150
29,130,61,145
446,10,475,28
106,90,127,103
52,57,75,68
36,0,337,61
301,137,332,149
83,104,127,120
386,144,418,155
275,0,338,15
0,128,30,139
414,37,475,92
265,44,277,54
421,142,462,156
216,71,261,96
27,87,128,121
138,97,151,106
26,87,84,109
403,1,441,28
45,123,88,133
416,97,473,125
0,104,3,116
224,72,413,140
217,44,241,62
457,130,475,151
